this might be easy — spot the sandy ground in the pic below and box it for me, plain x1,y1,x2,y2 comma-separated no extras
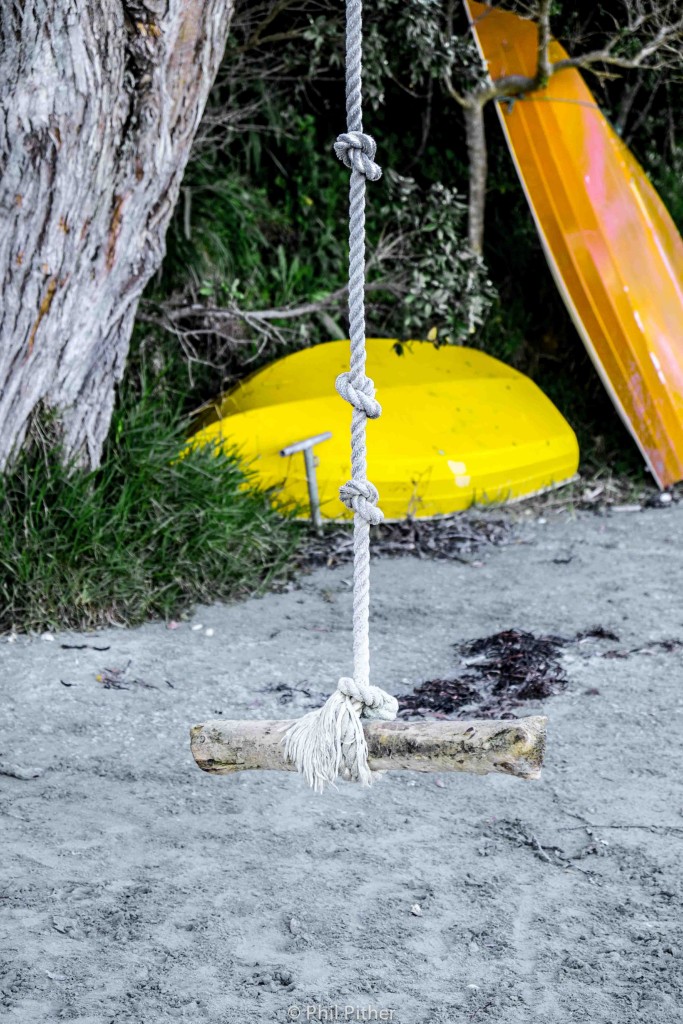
1,504,683,1024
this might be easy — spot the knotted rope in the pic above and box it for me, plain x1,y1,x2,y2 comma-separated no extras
283,0,398,792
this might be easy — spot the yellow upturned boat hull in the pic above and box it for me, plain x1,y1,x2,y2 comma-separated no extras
190,339,578,520
467,2,683,488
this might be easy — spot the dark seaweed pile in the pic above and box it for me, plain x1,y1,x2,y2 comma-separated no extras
398,629,569,719
270,623,682,718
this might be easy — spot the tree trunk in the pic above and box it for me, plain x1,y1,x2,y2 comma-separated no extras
464,99,488,258
0,0,235,470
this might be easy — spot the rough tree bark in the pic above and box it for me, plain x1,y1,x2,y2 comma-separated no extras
463,101,487,257
0,1,235,470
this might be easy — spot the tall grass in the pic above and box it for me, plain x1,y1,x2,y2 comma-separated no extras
0,374,302,634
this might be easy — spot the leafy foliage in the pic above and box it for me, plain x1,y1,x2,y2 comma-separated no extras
0,368,301,633
151,0,682,434
150,0,495,396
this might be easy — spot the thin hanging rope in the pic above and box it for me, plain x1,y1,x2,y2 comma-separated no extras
283,0,398,792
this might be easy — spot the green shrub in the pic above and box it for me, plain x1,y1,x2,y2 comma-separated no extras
0,375,302,633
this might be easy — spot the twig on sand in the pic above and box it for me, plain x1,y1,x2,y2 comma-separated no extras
559,823,683,836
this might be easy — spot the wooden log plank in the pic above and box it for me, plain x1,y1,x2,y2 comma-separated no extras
190,716,547,780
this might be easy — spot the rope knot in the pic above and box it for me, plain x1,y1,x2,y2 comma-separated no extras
283,676,398,792
337,677,399,721
339,479,384,525
335,371,381,418
334,132,382,181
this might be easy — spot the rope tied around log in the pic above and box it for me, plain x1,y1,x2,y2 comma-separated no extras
283,0,398,791
284,679,398,794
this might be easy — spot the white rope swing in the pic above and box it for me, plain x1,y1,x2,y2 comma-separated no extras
283,0,398,792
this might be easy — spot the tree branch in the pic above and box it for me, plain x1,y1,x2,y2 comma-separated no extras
143,279,397,327
444,0,683,259
536,0,553,88
238,0,302,53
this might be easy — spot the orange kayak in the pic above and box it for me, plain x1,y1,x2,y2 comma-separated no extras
466,2,683,488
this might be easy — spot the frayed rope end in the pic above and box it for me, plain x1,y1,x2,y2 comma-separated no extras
283,679,397,793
